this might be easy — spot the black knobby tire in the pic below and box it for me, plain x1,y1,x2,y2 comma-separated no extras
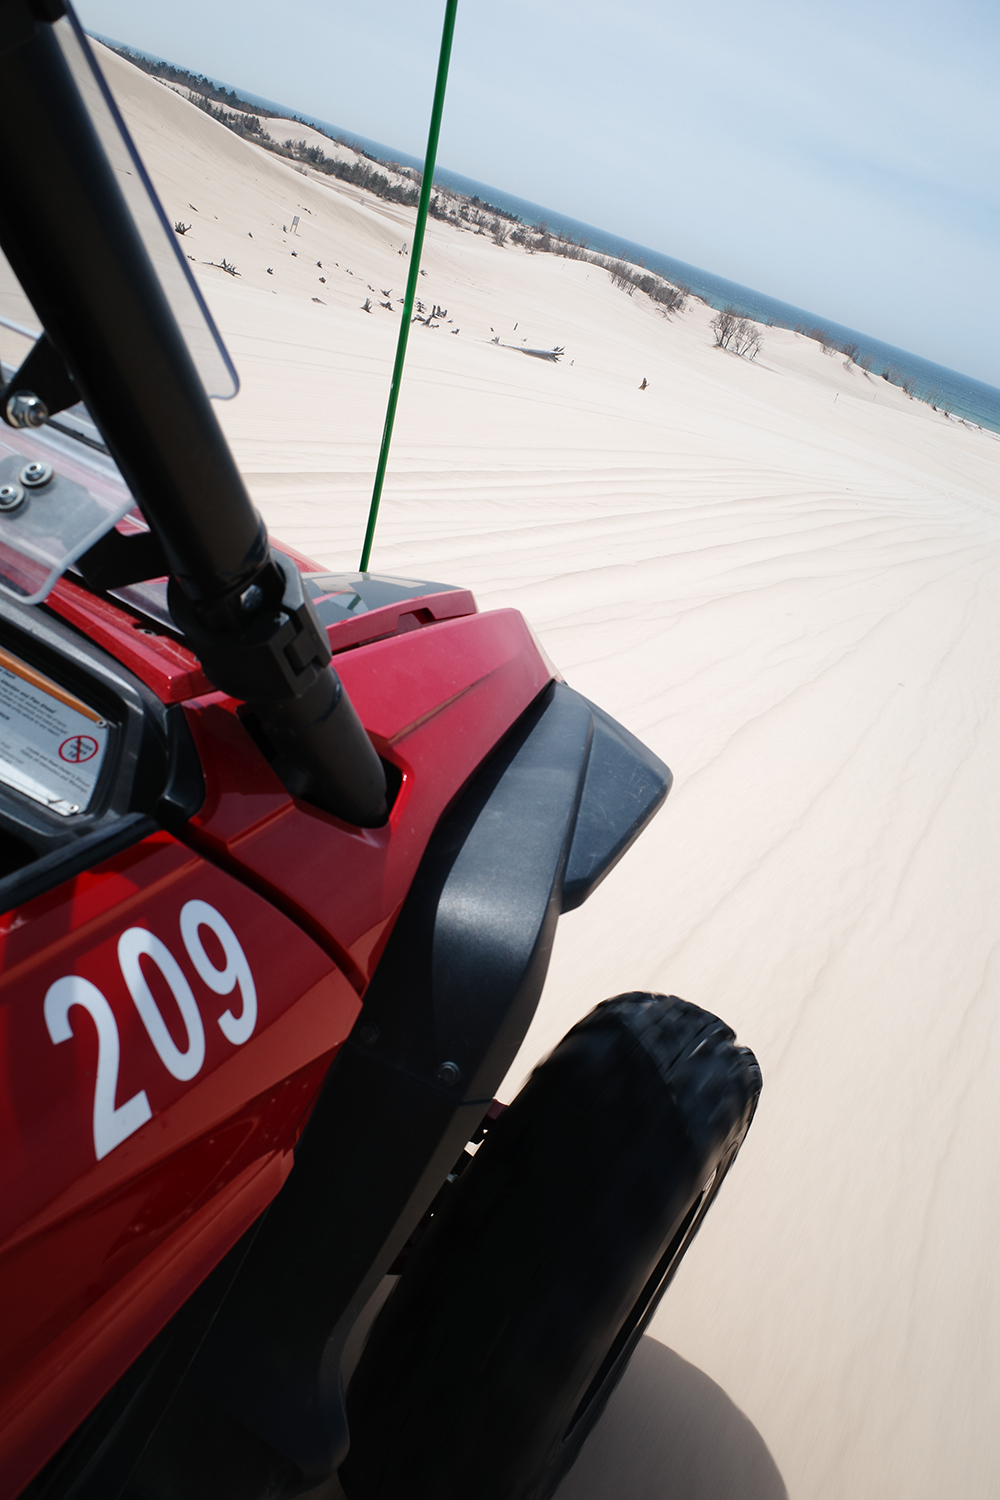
340,993,761,1500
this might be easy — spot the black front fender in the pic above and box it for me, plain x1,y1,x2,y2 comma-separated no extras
136,682,670,1492
363,680,671,1101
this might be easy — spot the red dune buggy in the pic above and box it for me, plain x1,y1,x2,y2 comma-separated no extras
0,8,760,1498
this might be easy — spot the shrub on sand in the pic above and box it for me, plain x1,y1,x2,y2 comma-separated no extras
606,260,687,315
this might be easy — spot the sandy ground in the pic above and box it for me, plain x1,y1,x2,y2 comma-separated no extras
8,44,1000,1500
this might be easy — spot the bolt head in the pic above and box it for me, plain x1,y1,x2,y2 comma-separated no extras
19,460,53,489
436,1061,461,1086
357,1022,379,1046
5,391,48,430
0,483,25,512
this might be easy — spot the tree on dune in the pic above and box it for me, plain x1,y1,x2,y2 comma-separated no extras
711,306,763,360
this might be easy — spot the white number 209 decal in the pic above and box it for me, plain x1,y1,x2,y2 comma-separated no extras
44,900,256,1161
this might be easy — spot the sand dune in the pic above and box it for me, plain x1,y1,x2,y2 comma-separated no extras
11,43,1000,1500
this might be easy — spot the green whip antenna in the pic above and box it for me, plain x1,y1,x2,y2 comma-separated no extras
359,0,458,572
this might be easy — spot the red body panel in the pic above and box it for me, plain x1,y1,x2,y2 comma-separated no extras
0,831,359,1495
44,573,478,706
1,566,551,1495
46,576,212,704
312,586,477,653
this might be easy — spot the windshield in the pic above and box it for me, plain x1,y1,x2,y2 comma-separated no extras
0,10,238,404
53,7,239,402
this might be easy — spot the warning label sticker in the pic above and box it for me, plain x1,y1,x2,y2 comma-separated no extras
0,647,108,815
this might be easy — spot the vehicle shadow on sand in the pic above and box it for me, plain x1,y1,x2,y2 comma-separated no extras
555,1336,788,1500
317,1333,786,1500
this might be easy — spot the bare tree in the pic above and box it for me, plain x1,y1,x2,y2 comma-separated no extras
711,305,763,360
711,306,740,347
732,321,763,359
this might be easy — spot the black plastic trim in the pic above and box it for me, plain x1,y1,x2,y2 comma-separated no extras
0,811,155,912
353,682,594,1100
561,697,672,911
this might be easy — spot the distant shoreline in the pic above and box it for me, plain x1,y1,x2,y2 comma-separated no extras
95,32,1000,437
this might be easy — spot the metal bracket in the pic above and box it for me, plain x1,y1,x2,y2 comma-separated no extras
1,331,80,428
75,528,170,591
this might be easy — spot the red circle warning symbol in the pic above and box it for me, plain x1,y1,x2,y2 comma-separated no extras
59,735,99,764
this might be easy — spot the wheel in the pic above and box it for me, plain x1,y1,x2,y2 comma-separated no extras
339,993,761,1500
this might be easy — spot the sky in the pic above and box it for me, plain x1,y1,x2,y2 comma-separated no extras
75,0,1000,387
